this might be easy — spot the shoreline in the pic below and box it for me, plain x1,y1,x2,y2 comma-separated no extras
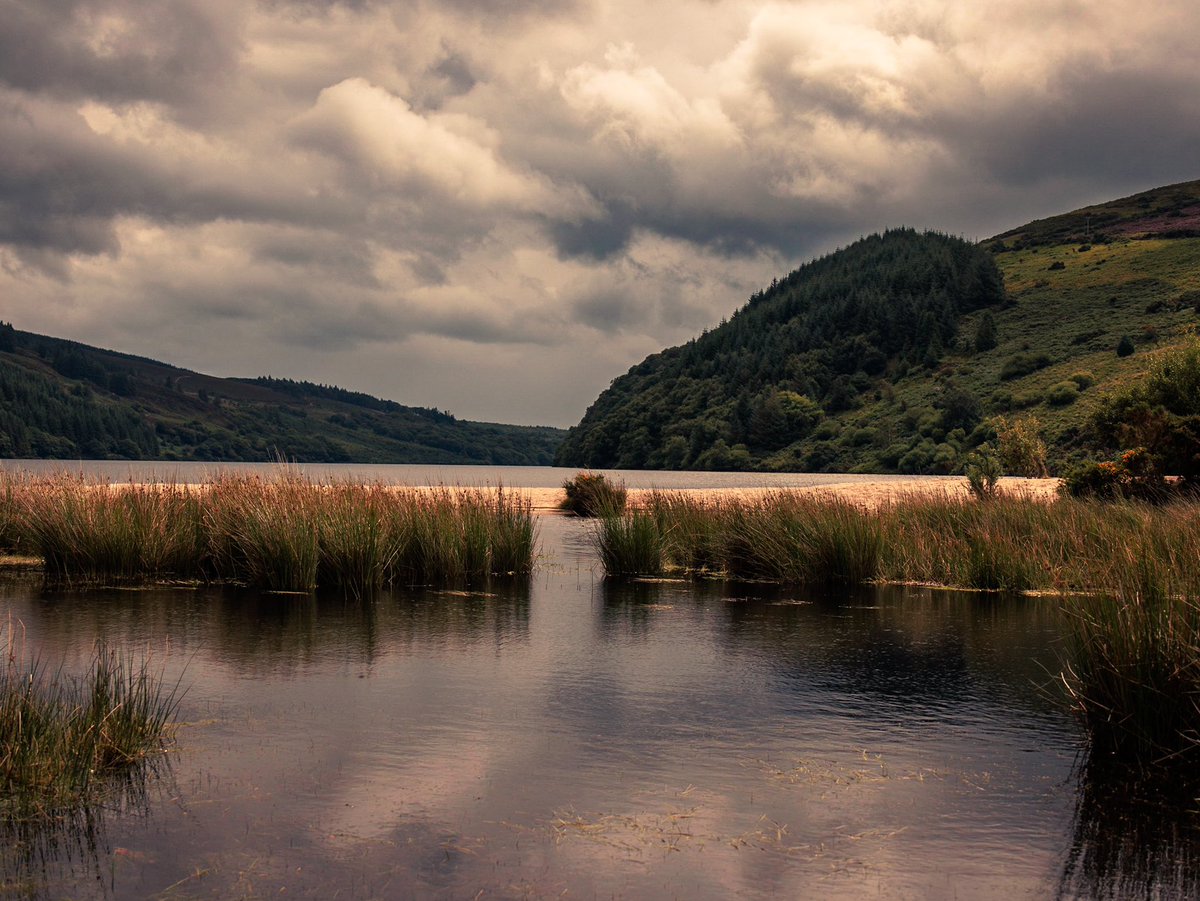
530,476,1061,513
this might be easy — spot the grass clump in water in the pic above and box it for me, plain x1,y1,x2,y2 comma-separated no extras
17,477,204,584
0,627,181,819
1060,546,1200,765
561,472,628,517
597,510,665,577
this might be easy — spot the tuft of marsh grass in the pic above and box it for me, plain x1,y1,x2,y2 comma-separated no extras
0,626,181,819
17,476,204,584
598,490,1200,598
561,472,628,517
596,509,665,578
206,474,321,592
1060,564,1200,765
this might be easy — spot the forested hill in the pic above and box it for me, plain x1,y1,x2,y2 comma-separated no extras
556,229,1005,470
557,179,1200,475
0,325,564,464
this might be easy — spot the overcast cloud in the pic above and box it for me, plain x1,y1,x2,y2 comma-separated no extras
1,0,1197,426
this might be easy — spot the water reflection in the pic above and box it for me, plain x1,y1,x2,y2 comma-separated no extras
0,756,174,899
1060,758,1200,899
11,581,531,677
6,537,1200,898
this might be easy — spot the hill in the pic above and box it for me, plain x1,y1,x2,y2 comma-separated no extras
556,180,1200,474
0,325,564,464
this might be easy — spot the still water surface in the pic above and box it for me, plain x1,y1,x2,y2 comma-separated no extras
1,465,1195,898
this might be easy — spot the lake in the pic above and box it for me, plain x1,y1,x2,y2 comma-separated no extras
1,464,1196,898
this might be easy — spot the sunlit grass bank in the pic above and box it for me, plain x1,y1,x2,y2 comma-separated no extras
2,473,536,593
596,490,1200,763
1,629,180,819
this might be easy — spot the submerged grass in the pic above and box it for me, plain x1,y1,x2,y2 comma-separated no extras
5,472,537,592
0,624,181,819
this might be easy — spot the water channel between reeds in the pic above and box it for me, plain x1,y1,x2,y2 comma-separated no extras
1,463,1197,899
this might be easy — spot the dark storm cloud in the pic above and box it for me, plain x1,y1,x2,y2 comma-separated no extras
0,88,355,267
949,69,1200,189
0,0,241,105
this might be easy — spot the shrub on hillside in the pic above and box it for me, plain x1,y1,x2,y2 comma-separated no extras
991,415,1049,477
1000,352,1052,380
1091,337,1200,484
1061,449,1167,501
1046,381,1081,406
1069,371,1096,390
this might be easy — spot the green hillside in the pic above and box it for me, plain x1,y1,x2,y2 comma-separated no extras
0,325,564,464
557,180,1200,474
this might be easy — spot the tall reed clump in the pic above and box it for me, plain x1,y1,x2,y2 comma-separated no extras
601,491,1200,596
596,509,665,577
0,629,181,818
392,487,536,585
1059,524,1200,766
16,478,204,584
314,483,401,595
596,492,883,582
0,473,22,553
719,493,882,584
206,474,321,592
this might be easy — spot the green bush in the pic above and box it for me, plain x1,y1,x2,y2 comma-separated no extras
1046,381,1081,406
964,448,1003,500
1069,371,1096,390
1116,335,1135,357
1000,352,1052,380
1061,449,1167,501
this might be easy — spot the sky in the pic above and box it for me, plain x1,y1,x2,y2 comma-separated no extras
2,0,1198,427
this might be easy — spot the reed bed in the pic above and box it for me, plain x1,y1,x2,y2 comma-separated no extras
4,472,536,593
599,490,1200,595
1,626,180,818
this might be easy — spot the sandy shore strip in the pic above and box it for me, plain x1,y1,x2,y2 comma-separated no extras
525,477,1061,513
3,474,1061,514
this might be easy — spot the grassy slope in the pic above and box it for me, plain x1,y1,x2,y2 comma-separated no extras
762,180,1200,472
0,328,564,464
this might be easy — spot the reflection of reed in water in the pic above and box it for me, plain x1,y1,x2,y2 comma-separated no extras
0,756,174,899
1058,758,1200,899
204,582,533,673
598,579,679,636
10,580,532,677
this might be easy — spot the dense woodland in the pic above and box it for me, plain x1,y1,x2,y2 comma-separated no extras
0,323,563,464
556,229,1006,470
